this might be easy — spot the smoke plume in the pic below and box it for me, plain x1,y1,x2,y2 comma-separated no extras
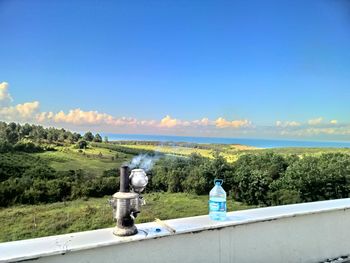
129,154,160,171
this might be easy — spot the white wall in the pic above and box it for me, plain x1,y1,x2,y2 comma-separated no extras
2,199,350,263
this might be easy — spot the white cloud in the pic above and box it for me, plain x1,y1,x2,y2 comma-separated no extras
16,101,40,118
140,120,157,126
275,117,347,137
0,82,254,133
286,121,301,127
215,117,251,129
0,101,40,121
276,120,301,127
38,108,153,127
0,82,13,106
308,117,323,125
0,82,40,121
36,111,54,122
276,122,350,137
159,115,178,128
52,109,114,125
192,118,212,126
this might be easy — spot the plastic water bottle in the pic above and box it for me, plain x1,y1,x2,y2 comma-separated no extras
209,179,227,221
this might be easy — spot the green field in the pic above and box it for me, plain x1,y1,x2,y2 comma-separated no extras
250,147,350,155
37,143,350,173
34,145,133,176
108,141,350,162
0,192,253,242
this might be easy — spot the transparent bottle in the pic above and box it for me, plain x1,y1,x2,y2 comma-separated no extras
209,179,227,221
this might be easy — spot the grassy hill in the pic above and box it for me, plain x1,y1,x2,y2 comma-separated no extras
33,145,132,176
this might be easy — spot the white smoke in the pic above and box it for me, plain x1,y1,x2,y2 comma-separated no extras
129,154,160,171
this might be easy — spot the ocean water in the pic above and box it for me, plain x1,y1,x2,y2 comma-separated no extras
102,133,350,148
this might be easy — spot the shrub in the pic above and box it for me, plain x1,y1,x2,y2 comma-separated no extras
0,140,13,153
271,153,350,204
13,141,43,153
231,153,288,205
77,140,87,149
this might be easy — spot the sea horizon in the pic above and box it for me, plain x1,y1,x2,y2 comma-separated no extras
101,133,350,148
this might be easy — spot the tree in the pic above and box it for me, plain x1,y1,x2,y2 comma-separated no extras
83,131,94,142
271,153,350,205
47,128,59,143
231,153,288,205
0,139,13,153
58,132,67,142
72,132,81,142
77,140,87,149
104,136,109,143
93,133,102,143
5,122,19,144
183,166,207,194
35,126,48,142
0,122,7,139
66,132,75,144
19,123,32,140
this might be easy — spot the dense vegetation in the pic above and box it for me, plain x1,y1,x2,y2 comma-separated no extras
149,152,350,206
0,122,119,207
1,121,350,209
0,152,121,206
0,121,103,152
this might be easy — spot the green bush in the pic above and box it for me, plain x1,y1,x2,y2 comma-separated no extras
271,153,350,204
230,153,288,205
150,153,232,195
0,153,120,207
76,140,87,149
0,140,13,153
13,141,43,153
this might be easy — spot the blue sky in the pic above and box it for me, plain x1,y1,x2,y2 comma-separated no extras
0,0,350,140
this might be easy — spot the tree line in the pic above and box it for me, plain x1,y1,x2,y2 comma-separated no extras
149,152,350,206
0,152,119,206
1,150,349,207
1,122,350,208
0,121,105,152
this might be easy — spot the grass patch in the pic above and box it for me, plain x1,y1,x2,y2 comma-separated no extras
113,142,350,163
34,146,133,176
116,143,257,162
0,192,253,242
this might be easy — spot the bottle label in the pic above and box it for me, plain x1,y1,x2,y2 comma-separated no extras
209,200,226,212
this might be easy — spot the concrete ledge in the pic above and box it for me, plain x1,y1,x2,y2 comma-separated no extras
1,198,350,263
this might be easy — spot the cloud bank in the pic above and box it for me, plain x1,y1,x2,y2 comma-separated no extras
0,82,13,106
1,82,349,140
0,82,254,135
275,117,350,138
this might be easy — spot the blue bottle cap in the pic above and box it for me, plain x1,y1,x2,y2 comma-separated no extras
214,179,223,186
